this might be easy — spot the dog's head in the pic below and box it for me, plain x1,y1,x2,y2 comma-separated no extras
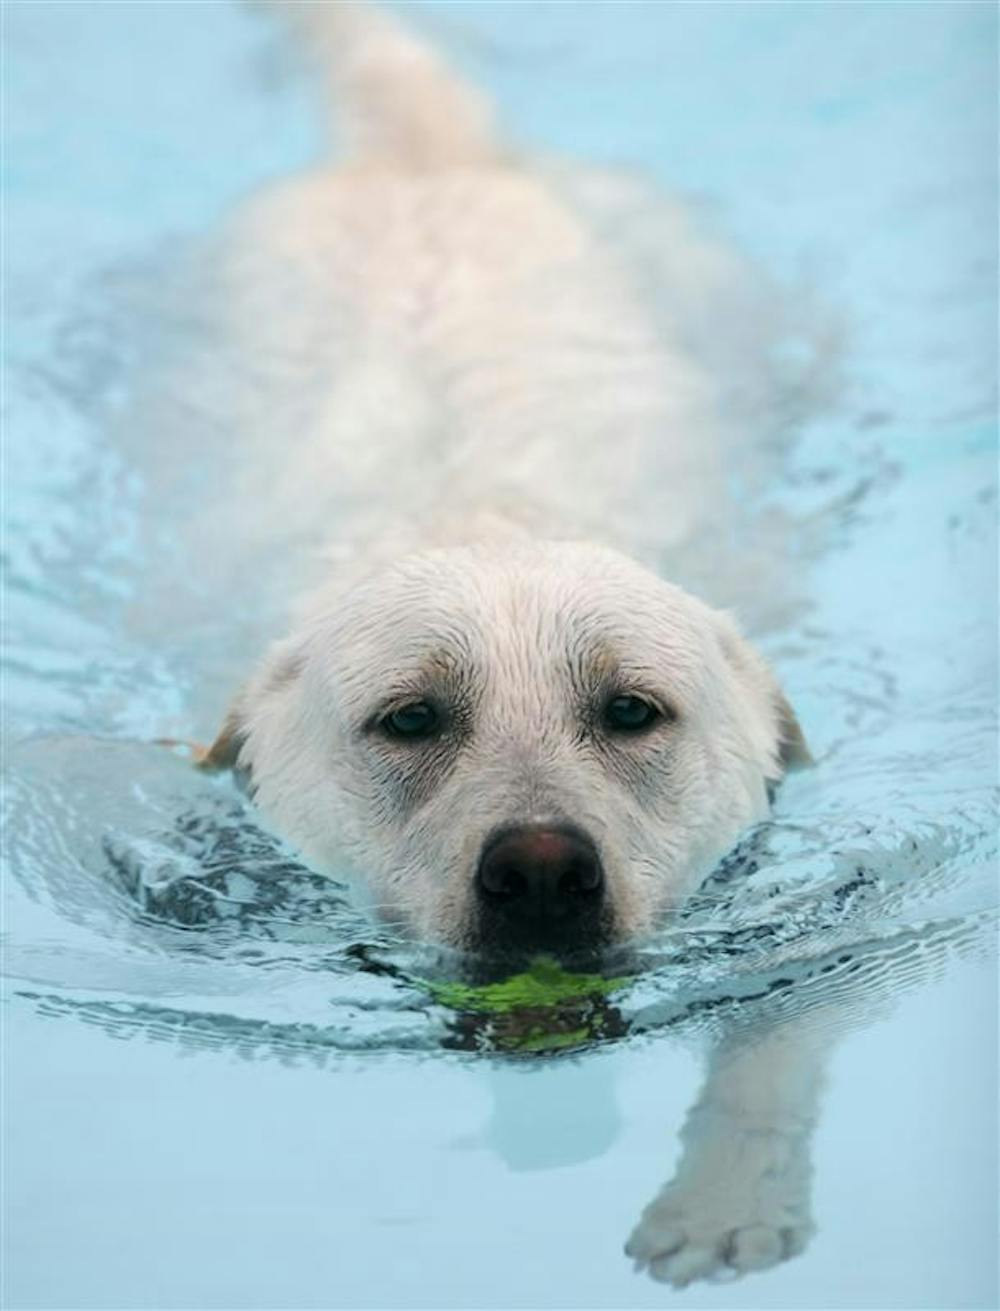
207,541,809,956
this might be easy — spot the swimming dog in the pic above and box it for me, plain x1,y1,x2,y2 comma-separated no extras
203,3,811,960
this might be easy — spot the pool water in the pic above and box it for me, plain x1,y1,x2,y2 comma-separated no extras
3,3,997,1308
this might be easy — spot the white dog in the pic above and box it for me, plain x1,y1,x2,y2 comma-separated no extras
201,3,810,960
137,3,831,1286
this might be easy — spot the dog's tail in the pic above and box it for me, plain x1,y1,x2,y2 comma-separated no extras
272,2,502,167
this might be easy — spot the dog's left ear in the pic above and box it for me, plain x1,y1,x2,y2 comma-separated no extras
714,611,813,774
199,639,306,776
199,701,248,772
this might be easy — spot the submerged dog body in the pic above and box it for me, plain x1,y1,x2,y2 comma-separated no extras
207,4,809,953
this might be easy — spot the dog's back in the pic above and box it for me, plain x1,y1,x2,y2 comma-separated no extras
217,3,733,567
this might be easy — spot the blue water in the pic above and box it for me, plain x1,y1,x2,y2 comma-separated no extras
3,3,997,1308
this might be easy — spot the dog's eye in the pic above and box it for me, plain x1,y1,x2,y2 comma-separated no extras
381,701,440,739
603,694,662,733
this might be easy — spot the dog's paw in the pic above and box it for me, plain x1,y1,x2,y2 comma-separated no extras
625,1130,813,1287
626,1208,810,1286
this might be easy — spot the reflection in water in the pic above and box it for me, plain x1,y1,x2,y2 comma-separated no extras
486,1061,622,1173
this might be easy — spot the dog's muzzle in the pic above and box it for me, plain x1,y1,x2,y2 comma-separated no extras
474,821,606,954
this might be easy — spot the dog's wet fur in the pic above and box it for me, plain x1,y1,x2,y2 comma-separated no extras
202,4,811,960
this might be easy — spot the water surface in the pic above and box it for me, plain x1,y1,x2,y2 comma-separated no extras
3,3,997,1307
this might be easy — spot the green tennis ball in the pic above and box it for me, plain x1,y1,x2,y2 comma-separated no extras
421,955,631,1016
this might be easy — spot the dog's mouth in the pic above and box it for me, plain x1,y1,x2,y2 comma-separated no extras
422,951,635,1055
458,931,621,982
463,919,618,981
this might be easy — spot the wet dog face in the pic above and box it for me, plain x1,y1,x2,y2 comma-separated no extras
211,541,807,955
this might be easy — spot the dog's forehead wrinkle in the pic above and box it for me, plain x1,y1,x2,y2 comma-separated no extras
377,643,480,696
321,551,720,730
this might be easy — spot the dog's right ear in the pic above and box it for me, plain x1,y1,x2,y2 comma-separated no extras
774,688,813,771
712,609,813,779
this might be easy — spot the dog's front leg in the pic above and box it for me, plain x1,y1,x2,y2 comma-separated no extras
626,1016,827,1286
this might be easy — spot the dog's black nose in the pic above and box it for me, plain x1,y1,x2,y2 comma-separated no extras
476,823,605,947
